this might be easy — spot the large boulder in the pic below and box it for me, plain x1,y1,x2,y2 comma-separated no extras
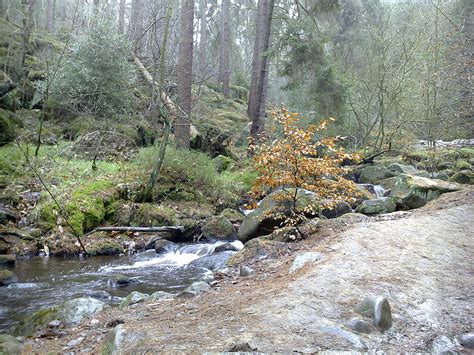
60,297,106,324
355,197,396,215
13,297,105,336
0,109,15,146
449,170,474,185
0,269,17,286
321,201,352,219
387,163,417,176
189,251,234,271
359,166,393,184
201,215,235,240
390,174,461,209
120,291,149,308
227,238,288,266
0,334,23,355
238,189,319,243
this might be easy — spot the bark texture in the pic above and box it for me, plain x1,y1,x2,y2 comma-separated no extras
176,0,194,150
218,0,231,97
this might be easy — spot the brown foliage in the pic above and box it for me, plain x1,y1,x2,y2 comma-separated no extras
250,107,361,215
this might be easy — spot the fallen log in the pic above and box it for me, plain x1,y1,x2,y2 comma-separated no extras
83,226,185,237
133,56,199,138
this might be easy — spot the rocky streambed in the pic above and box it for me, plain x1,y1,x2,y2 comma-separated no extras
0,240,242,334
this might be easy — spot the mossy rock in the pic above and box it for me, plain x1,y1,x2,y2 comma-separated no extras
449,170,474,185
88,240,123,256
12,307,59,337
213,155,234,173
390,174,461,209
37,180,116,234
201,215,235,240
261,226,300,243
0,110,15,146
359,166,393,184
0,269,17,286
130,203,178,227
454,160,472,171
221,208,244,223
0,334,24,354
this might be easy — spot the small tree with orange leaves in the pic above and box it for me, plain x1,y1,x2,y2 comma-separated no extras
250,107,360,223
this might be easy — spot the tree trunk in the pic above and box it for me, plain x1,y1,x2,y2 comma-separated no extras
118,0,125,34
218,0,231,97
176,0,194,150
45,0,55,32
131,0,144,47
248,0,275,144
19,0,36,81
198,0,208,75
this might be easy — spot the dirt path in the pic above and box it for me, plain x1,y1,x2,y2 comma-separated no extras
27,189,474,353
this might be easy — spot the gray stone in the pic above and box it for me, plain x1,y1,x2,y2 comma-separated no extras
154,239,174,254
113,274,134,287
184,281,211,295
319,326,367,351
344,318,374,334
390,174,461,209
432,335,459,354
359,166,393,184
449,170,473,185
60,297,106,324
355,197,396,215
0,254,15,267
458,333,474,349
289,252,324,274
189,251,233,271
101,324,126,355
149,291,175,301
47,319,62,328
0,269,17,286
355,296,392,332
321,201,353,219
0,334,23,355
433,172,450,181
214,242,239,253
239,265,255,277
67,336,84,347
387,163,417,176
119,291,149,308
238,189,320,243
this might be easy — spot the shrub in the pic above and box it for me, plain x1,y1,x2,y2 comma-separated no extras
50,10,136,116
250,107,360,221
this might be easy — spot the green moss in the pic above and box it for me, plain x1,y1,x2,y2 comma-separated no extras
455,159,472,171
36,180,116,234
12,307,59,337
88,240,123,256
0,112,15,146
131,203,178,227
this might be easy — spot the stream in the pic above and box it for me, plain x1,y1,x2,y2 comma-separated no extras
0,240,243,333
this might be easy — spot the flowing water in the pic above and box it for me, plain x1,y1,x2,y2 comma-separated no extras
0,240,243,333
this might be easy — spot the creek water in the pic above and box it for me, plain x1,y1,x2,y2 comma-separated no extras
0,240,243,333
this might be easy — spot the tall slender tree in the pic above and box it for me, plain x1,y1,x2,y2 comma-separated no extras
45,0,55,32
248,0,275,144
176,0,194,150
218,0,231,97
198,0,208,75
118,0,125,34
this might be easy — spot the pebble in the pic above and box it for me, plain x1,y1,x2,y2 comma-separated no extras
239,265,255,277
90,319,100,326
66,336,84,347
344,318,373,334
458,333,474,349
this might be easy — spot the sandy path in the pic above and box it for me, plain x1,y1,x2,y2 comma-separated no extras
27,189,474,353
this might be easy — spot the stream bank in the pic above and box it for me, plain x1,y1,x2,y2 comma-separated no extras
22,188,474,353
